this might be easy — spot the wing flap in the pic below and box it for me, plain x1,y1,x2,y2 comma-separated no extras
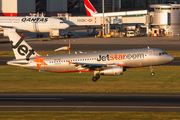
0,26,14,29
74,62,107,67
69,61,126,70
70,62,107,70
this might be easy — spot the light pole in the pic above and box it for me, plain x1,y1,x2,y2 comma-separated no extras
119,0,121,11
102,0,105,37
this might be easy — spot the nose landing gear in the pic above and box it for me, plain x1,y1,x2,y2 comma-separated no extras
150,66,155,76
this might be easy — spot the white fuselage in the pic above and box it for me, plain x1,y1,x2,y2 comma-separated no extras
0,17,69,34
7,48,174,73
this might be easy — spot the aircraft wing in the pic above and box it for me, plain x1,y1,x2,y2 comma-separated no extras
0,26,14,29
70,62,123,70
69,62,107,70
74,62,107,67
0,26,15,31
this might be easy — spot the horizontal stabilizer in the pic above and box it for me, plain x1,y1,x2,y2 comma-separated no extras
7,60,30,65
54,46,70,52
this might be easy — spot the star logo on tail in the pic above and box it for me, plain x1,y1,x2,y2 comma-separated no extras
31,55,48,70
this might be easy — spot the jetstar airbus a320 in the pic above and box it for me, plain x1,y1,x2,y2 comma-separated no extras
7,30,174,82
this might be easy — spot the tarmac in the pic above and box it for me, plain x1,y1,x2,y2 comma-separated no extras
0,35,180,51
0,28,180,112
1,93,180,112
0,27,180,51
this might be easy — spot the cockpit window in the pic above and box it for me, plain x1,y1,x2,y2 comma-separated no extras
60,21,64,23
159,52,167,55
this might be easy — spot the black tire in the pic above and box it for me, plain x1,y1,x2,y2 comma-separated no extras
92,77,98,82
151,72,155,76
96,74,100,79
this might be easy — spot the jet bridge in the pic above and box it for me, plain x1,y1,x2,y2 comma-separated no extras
58,15,123,26
55,13,148,35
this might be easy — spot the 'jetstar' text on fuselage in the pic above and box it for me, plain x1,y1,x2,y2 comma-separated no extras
97,53,145,61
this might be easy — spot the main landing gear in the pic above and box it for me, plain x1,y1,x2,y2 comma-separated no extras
92,74,100,82
92,71,100,82
150,66,155,76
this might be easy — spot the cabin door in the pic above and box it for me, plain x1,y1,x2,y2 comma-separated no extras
148,50,154,60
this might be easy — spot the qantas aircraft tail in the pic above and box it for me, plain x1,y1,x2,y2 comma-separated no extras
8,29,39,61
84,0,98,16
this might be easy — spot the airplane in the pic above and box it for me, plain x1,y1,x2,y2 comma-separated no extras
84,0,147,17
7,30,174,82
0,16,69,36
68,0,80,10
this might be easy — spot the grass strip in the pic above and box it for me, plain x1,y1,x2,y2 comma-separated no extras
0,111,180,120
0,66,180,93
1,51,180,57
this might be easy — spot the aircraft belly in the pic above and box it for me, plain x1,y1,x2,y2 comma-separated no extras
24,65,38,70
143,59,165,66
125,60,143,67
46,64,77,72
142,58,159,66
16,25,34,32
37,24,48,32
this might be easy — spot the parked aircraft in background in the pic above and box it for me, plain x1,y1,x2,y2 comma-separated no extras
83,0,147,17
7,30,174,82
0,16,69,36
68,0,80,9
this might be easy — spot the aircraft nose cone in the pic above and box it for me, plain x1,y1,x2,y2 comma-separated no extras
169,55,174,62
66,23,69,28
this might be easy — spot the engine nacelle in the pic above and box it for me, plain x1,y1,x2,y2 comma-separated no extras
0,29,16,36
100,66,124,76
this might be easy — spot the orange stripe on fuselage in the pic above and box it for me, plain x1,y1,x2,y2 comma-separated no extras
49,69,94,73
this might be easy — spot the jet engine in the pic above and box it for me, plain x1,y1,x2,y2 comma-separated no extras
100,66,124,76
0,29,17,36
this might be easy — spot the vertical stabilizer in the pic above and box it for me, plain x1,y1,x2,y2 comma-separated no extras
8,29,39,60
84,0,98,16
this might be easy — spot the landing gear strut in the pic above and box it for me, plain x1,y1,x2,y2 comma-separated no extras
92,71,100,82
150,66,155,76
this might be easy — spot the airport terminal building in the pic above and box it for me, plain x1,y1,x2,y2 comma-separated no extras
0,0,67,16
0,0,180,36
0,0,180,16
150,4,180,35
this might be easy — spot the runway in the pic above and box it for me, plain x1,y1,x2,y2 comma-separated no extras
1,93,180,112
